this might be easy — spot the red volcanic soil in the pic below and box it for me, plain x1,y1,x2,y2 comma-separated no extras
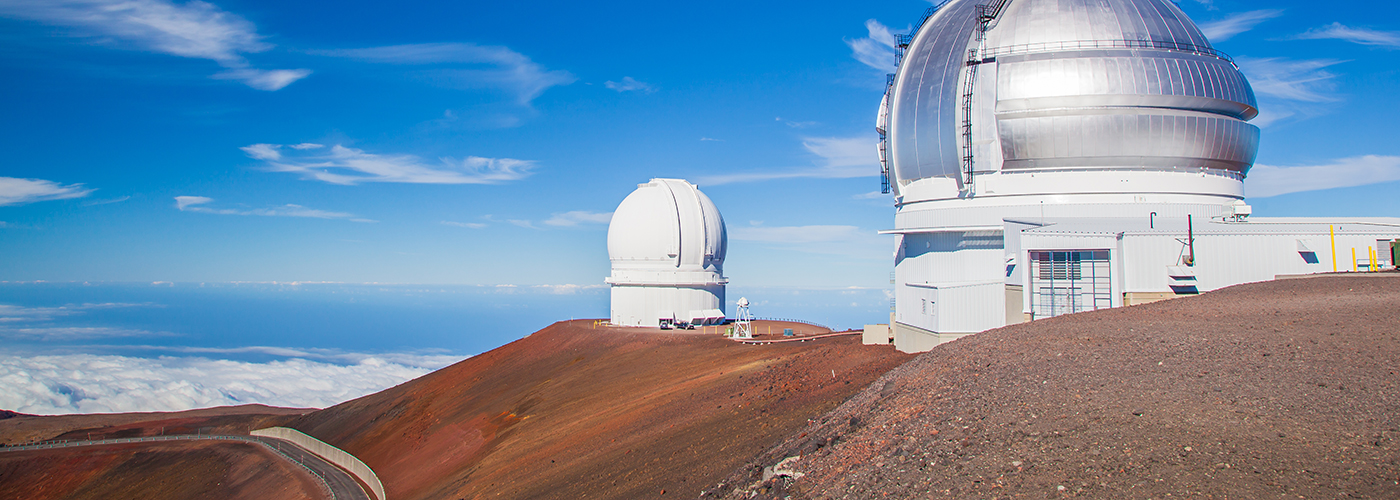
0,439,322,500
713,275,1400,499
0,404,308,446
288,320,912,500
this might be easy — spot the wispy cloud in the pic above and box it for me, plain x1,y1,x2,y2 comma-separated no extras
1246,155,1400,198
0,302,153,323
543,210,612,227
1198,10,1283,42
507,219,537,229
174,196,369,221
1235,57,1344,126
0,326,163,341
531,284,605,294
0,177,93,206
604,76,653,93
81,195,131,206
212,68,312,91
1236,57,1342,102
243,143,536,185
847,19,900,70
0,0,310,90
314,43,575,103
1295,23,1400,48
441,220,487,229
0,302,167,341
700,136,877,185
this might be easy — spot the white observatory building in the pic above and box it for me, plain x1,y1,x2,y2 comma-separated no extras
606,178,728,328
876,0,1400,352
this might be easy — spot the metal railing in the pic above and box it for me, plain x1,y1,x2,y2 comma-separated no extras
755,317,833,331
971,38,1236,66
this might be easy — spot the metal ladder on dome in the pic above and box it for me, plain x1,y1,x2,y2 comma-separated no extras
959,0,1014,193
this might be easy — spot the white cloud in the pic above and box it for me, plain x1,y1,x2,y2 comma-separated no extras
441,220,487,229
1246,155,1400,198
700,136,877,185
174,196,363,220
247,143,536,185
0,352,461,414
174,195,213,210
239,143,281,160
507,219,537,229
213,68,312,91
314,43,575,103
1296,23,1400,48
1198,10,1283,42
847,19,900,70
0,177,93,206
543,210,613,227
604,76,653,93
0,0,310,91
290,143,323,150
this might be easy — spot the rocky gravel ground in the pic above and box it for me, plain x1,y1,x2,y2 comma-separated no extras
708,275,1400,499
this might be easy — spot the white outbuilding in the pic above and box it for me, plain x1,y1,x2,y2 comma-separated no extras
606,178,728,328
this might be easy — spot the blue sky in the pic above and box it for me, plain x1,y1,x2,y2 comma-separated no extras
2,0,1399,289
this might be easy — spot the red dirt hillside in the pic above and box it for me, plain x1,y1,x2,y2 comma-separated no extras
287,320,911,500
0,438,322,500
711,275,1400,499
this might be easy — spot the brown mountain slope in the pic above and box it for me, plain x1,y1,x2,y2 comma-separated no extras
714,275,1400,499
288,320,911,500
0,404,308,446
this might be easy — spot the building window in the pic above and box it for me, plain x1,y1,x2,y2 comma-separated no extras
1029,250,1111,318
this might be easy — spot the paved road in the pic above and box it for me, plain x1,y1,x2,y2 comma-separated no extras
249,435,372,500
1,434,370,500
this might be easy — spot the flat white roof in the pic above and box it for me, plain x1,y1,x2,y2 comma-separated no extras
1015,217,1400,236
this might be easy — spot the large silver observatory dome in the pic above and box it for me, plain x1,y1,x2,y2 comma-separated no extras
878,0,1260,198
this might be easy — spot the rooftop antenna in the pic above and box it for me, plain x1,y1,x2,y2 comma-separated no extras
734,297,753,339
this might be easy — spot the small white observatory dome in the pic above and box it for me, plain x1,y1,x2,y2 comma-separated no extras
606,178,728,327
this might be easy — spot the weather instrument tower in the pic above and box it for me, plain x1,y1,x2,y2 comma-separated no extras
733,297,753,339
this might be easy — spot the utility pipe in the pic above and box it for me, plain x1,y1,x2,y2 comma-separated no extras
1352,248,1358,272
1185,214,1195,266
